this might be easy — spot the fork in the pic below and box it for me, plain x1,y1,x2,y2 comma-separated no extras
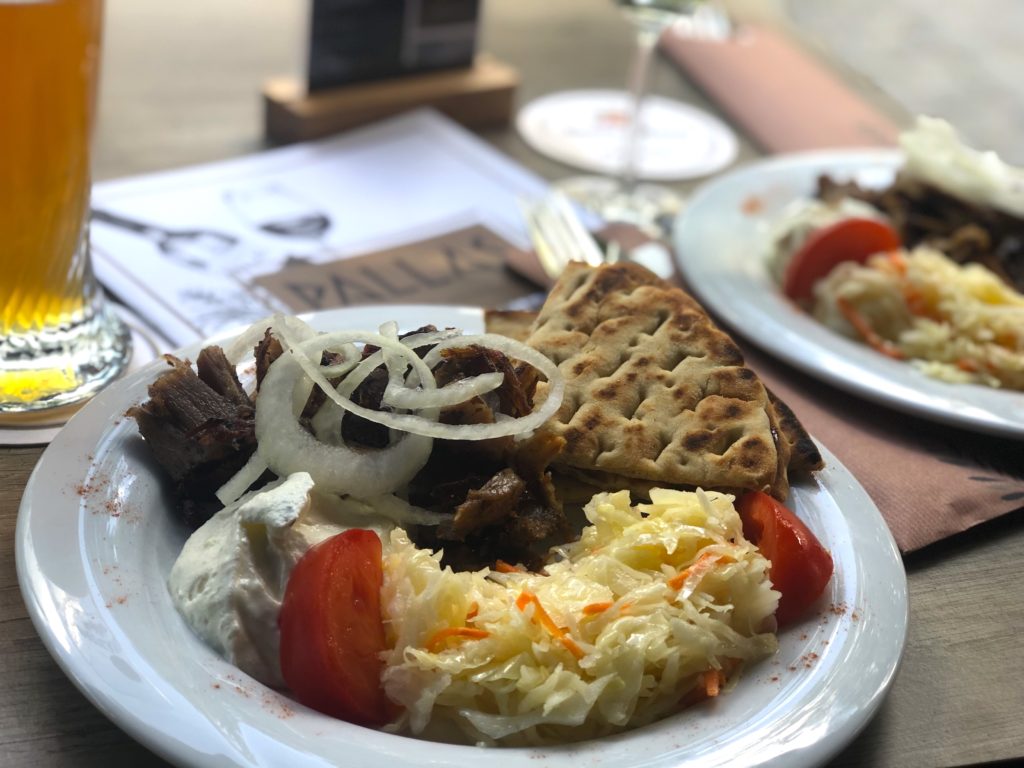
522,192,620,282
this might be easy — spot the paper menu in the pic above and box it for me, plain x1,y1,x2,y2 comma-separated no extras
90,109,548,346
253,225,538,313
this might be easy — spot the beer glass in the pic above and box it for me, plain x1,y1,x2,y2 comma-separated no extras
0,0,131,413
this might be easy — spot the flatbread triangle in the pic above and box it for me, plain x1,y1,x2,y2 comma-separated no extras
520,262,822,500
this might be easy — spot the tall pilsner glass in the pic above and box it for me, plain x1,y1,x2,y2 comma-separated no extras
0,0,130,414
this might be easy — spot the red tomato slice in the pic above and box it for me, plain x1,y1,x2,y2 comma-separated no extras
782,217,901,302
736,491,834,627
279,529,393,726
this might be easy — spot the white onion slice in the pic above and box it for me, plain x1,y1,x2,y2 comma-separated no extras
255,348,433,497
381,334,409,408
301,356,557,436
319,359,359,379
223,313,316,365
284,329,440,406
215,451,269,506
333,328,462,399
361,494,449,527
307,329,454,445
284,330,563,441
335,351,385,398
309,398,345,445
251,322,565,498
418,333,565,437
383,372,505,410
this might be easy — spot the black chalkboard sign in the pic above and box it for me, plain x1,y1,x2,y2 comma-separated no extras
308,0,480,92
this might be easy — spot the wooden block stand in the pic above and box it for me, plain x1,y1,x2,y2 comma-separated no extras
263,54,518,144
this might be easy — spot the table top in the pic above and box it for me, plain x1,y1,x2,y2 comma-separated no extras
2,2,1022,767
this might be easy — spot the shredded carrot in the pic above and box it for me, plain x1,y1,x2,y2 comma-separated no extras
465,602,479,621
836,297,905,359
495,560,524,573
956,358,981,373
425,626,490,653
516,590,585,660
887,249,907,276
903,285,926,315
700,669,724,698
582,601,614,615
678,669,727,709
667,552,720,591
889,250,940,319
901,285,942,320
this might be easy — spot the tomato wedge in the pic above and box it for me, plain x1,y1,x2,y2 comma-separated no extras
782,217,901,302
736,491,834,627
279,529,393,726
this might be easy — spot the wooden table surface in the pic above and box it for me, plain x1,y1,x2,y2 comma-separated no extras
2,1,1022,766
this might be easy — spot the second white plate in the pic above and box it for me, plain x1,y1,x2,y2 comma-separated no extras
673,149,1024,439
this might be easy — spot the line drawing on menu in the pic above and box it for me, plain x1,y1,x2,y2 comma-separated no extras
223,183,333,242
90,244,207,338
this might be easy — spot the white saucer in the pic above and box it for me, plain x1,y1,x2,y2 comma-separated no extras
517,89,739,180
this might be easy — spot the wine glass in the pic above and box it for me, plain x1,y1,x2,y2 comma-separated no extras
519,1,735,238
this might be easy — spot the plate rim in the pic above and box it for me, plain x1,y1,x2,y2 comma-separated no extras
15,303,908,768
672,148,1024,439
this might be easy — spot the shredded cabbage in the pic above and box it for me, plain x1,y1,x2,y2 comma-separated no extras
813,246,1024,389
380,488,779,745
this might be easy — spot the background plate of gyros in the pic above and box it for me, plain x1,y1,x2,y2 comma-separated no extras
673,149,1024,439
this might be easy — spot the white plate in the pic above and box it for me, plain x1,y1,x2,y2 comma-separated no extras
672,149,1024,439
16,304,907,768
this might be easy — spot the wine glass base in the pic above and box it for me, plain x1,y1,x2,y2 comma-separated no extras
557,175,683,237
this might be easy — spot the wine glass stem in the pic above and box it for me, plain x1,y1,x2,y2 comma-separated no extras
619,27,660,193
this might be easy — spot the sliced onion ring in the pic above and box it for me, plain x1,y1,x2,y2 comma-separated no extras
255,344,433,497
252,322,565,497
215,452,269,506
333,328,461,399
283,331,563,440
383,372,504,410
223,313,316,365
418,333,565,435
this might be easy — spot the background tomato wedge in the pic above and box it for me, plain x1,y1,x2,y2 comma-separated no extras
279,528,394,726
736,491,834,627
782,217,901,302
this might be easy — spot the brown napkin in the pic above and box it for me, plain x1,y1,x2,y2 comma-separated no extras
659,24,902,153
504,239,1024,554
740,344,1024,553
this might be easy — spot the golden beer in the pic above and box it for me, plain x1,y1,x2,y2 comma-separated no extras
0,0,130,411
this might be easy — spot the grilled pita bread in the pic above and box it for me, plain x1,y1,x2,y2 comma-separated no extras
482,309,538,343
505,262,821,500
